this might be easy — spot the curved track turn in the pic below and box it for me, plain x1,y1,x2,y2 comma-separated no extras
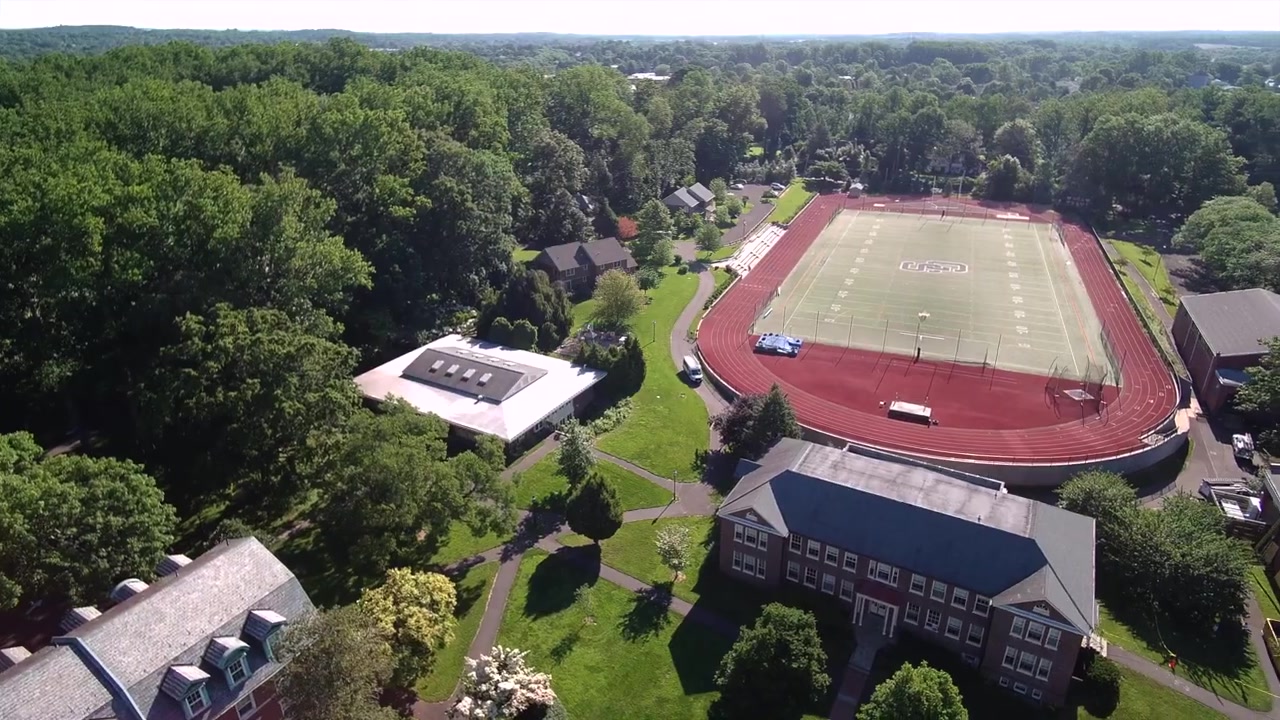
699,194,1178,465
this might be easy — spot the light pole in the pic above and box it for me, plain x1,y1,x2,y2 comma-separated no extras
672,471,678,504
914,311,930,355
652,320,657,344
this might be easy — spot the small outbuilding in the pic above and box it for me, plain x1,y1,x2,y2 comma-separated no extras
1173,288,1280,414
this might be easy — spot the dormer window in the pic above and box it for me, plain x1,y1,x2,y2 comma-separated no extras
183,686,210,716
227,653,251,685
204,636,252,688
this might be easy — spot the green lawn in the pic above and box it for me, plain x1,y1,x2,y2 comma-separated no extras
416,561,500,701
766,180,816,224
703,243,739,262
497,549,731,720
1097,603,1272,711
570,295,597,333
513,451,674,512
686,268,733,339
562,516,716,603
1250,565,1280,621
1110,239,1179,315
514,247,541,265
867,634,1227,720
427,522,507,567
595,267,707,479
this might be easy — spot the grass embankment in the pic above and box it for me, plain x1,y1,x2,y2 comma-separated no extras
1110,239,1179,315
594,268,706,480
765,180,816,224
513,451,673,512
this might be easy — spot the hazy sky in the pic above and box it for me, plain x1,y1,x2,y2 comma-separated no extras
2,0,1279,35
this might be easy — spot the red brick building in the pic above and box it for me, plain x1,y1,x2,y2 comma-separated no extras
1173,289,1280,414
716,440,1097,707
0,538,313,720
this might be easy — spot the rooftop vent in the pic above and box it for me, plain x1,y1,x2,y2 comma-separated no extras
462,368,476,381
154,554,193,577
429,359,444,372
60,606,102,632
110,578,149,604
477,373,492,386
445,364,460,376
0,646,31,670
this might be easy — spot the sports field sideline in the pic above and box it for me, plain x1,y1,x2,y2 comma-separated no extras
751,208,1113,383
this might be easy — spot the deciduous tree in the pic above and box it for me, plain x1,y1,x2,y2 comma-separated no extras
696,221,723,257
358,568,458,685
655,524,693,581
632,199,674,266
276,605,399,720
713,384,801,459
713,603,830,720
556,420,595,488
591,270,646,328
857,662,967,720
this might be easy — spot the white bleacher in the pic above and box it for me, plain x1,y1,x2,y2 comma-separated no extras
724,223,786,276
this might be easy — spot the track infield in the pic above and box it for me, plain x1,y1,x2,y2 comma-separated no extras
752,209,1111,384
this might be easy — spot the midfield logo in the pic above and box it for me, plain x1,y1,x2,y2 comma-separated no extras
900,260,969,274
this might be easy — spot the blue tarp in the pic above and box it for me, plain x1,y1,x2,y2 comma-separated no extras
1216,368,1251,388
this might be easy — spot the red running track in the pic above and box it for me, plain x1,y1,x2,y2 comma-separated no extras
698,194,1179,464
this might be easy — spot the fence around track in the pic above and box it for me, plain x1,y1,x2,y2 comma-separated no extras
695,192,1182,471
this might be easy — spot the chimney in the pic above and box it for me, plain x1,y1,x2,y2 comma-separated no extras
154,554,193,578
109,578,149,604
60,606,102,632
0,646,31,670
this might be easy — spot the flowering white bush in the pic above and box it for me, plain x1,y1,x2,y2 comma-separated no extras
450,646,558,720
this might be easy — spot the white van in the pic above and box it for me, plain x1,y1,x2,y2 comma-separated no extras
682,355,703,384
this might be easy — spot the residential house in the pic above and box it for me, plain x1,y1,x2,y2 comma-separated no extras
533,237,637,292
716,439,1097,707
0,537,314,720
662,183,716,217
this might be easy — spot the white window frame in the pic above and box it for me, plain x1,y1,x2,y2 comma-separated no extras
999,676,1010,688
910,574,926,595
733,524,744,544
872,562,899,586
786,561,800,582
804,566,818,588
757,532,768,551
951,588,969,610
742,554,758,577
905,603,920,624
789,534,803,554
1017,651,1037,676
756,558,767,579
744,527,758,548
1002,646,1017,669
821,573,836,595
925,609,941,631
966,624,985,647
824,546,840,566
226,653,251,686
1025,621,1045,645
930,581,947,602
236,694,258,719
1031,689,1043,701
1045,628,1061,651
974,595,991,617
1036,658,1053,681
843,552,858,572
1014,682,1028,695
731,551,743,571
1010,616,1025,638
944,616,963,640
839,580,854,601
806,539,821,559
183,686,209,717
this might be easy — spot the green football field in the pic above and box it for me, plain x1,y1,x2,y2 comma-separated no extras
752,209,1111,383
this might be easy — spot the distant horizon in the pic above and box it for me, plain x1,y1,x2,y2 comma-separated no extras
3,0,1279,36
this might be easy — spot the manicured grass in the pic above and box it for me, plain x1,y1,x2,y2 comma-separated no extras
1250,565,1280,621
766,180,816,224
428,522,507,567
513,451,674,512
570,295,597,333
686,268,733,339
497,549,731,720
866,633,1227,720
562,516,716,604
595,267,707,479
1097,603,1272,711
1110,240,1179,314
703,243,739,262
1115,270,1182,374
514,247,541,265
415,561,500,702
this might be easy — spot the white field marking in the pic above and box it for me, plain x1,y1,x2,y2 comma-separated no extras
899,332,946,340
1030,222,1079,377
788,212,860,325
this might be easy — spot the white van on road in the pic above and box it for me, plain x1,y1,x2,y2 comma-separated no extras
682,355,703,384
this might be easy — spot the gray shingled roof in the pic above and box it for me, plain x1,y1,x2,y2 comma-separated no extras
686,182,714,204
536,238,636,274
402,346,547,403
1180,289,1280,357
0,538,314,720
663,187,699,210
718,440,1096,633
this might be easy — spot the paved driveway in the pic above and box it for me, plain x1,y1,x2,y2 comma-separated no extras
675,184,773,260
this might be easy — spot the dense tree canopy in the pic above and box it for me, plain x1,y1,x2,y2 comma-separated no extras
858,662,968,720
277,604,399,720
714,603,830,720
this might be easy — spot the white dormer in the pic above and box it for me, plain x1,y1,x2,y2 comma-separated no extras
161,664,211,719
242,609,288,662
204,636,252,688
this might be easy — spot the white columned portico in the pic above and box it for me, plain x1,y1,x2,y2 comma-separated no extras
853,593,898,638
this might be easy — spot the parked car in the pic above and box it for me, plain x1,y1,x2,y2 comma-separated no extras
729,183,745,190
754,333,803,357
770,182,787,191
1233,433,1256,466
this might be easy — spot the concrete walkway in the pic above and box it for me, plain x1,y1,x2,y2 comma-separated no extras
1107,645,1274,720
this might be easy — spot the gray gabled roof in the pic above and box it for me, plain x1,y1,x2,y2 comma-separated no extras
402,346,547,403
536,238,636,274
1180,289,1280,357
718,440,1096,633
0,538,314,720
686,182,714,204
663,187,699,210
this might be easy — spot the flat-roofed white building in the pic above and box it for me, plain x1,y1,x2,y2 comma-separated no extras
355,334,607,447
